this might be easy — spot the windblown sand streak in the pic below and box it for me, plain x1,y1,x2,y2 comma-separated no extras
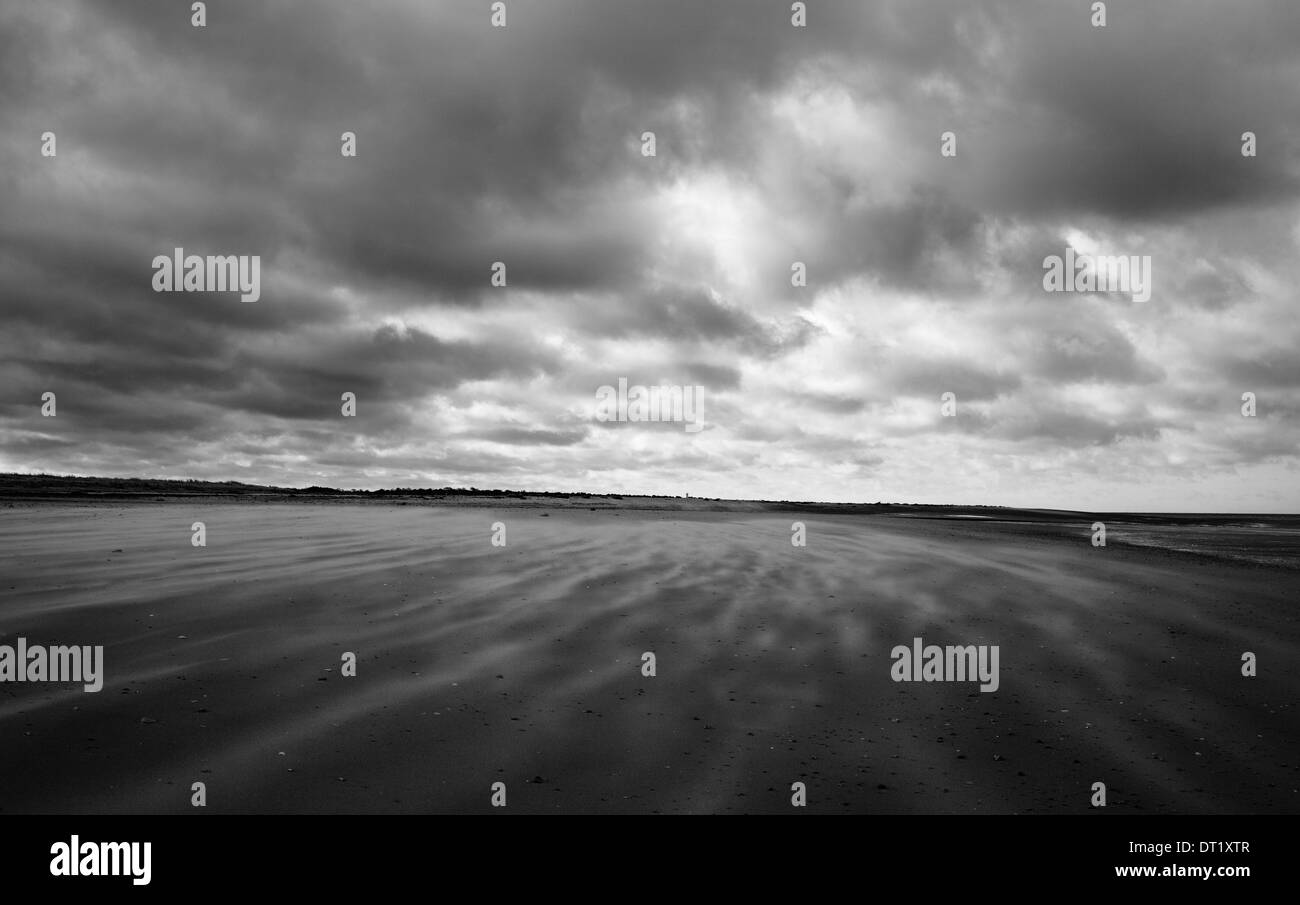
0,503,1295,814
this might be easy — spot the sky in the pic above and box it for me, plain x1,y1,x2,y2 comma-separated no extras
2,0,1299,510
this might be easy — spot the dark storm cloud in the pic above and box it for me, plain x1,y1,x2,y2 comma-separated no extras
1217,349,1300,390
885,355,1023,401
983,1,1300,219
560,361,743,395
794,188,988,294
566,285,819,357
1,0,1297,506
477,426,588,447
786,391,868,416
1021,319,1164,386
985,408,1164,447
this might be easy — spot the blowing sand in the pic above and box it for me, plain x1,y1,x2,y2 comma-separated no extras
0,502,1295,814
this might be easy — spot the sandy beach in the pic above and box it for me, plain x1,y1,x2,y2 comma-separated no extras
0,502,1295,814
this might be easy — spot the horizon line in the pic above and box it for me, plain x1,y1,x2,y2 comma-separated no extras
2,471,1296,517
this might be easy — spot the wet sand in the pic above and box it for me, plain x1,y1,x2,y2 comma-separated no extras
0,503,1295,814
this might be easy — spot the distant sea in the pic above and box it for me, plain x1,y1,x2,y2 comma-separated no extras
1109,521,1300,568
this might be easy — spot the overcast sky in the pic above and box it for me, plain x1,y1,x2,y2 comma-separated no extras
2,0,1299,510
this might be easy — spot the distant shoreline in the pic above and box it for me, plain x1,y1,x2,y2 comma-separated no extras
1,473,1296,525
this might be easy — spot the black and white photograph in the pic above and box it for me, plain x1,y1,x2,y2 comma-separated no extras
0,0,1296,888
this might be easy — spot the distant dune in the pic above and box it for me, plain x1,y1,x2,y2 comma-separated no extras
0,501,1295,814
